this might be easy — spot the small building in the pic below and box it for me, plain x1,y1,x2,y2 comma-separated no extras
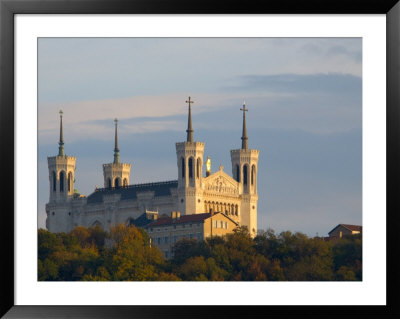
328,224,362,238
145,211,238,259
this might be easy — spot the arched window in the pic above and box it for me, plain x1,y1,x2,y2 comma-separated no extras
115,178,120,188
123,178,128,187
236,164,240,182
108,178,112,188
251,165,256,185
197,158,201,178
188,158,193,179
59,171,65,192
181,158,185,178
68,172,72,192
243,165,248,186
52,171,56,192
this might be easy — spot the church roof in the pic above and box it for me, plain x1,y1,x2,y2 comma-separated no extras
147,212,212,227
86,180,178,204
147,212,238,227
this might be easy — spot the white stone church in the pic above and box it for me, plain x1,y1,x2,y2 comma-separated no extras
45,97,260,237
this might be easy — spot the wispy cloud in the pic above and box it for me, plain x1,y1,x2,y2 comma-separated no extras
39,93,252,144
226,73,361,94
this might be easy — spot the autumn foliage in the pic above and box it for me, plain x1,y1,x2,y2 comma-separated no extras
38,224,361,281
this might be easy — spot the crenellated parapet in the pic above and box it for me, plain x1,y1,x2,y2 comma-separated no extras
103,162,131,171
103,162,131,188
230,149,260,162
176,142,205,154
48,155,76,165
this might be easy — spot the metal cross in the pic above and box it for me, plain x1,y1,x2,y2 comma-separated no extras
186,96,194,107
240,101,248,114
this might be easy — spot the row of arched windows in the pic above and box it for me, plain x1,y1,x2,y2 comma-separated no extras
52,171,73,193
234,164,257,186
107,177,128,188
181,157,202,180
204,201,239,216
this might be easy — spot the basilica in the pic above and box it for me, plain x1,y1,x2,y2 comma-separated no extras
45,97,260,237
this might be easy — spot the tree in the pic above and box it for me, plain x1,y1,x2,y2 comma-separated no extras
332,234,362,280
178,256,208,281
107,223,164,281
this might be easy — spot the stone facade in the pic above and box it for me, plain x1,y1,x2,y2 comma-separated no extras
46,99,260,237
146,211,238,259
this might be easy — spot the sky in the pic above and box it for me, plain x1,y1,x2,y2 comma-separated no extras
38,38,362,237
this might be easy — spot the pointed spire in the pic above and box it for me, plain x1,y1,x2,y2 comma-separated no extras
240,101,248,150
113,118,120,164
58,110,65,156
186,96,194,143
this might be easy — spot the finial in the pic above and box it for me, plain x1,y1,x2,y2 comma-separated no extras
240,101,248,150
186,96,194,143
113,118,120,164
58,110,65,156
219,164,224,171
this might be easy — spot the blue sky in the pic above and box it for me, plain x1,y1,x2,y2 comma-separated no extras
38,38,362,236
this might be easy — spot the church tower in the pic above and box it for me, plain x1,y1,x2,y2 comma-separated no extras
47,110,76,202
230,102,259,237
176,97,205,215
103,119,131,188
46,110,76,232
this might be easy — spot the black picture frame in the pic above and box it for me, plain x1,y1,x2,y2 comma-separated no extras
1,0,399,318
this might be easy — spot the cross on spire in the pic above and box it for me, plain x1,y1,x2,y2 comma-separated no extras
240,101,248,150
186,96,194,143
58,110,65,156
113,118,120,164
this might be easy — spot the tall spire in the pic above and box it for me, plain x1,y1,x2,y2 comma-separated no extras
113,118,120,164
186,96,194,143
240,101,248,150
58,110,65,156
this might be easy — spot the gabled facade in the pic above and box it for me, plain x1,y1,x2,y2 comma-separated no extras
328,224,362,238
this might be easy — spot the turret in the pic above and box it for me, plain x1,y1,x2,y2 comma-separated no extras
103,118,131,188
47,110,76,202
46,110,77,232
230,101,259,237
176,97,205,214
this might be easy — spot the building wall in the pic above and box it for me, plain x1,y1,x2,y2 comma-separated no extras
147,221,204,258
203,214,237,238
46,192,179,233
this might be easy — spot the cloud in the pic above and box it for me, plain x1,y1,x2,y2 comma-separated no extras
38,92,285,144
38,38,362,104
227,73,361,94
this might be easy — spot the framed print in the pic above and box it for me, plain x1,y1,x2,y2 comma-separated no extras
1,0,399,318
